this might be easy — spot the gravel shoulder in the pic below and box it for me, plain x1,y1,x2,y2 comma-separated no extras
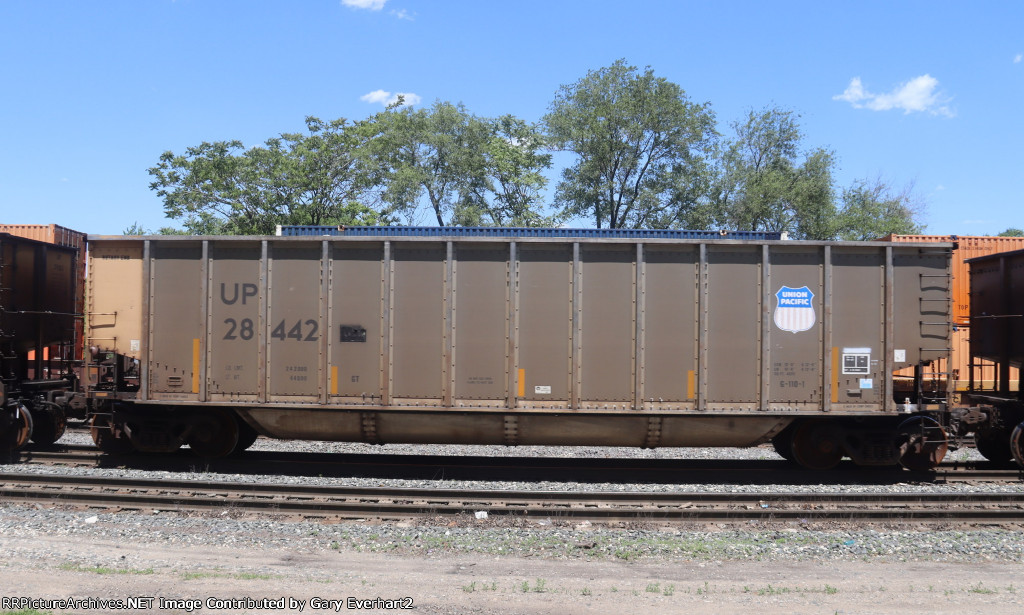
2,433,1023,614
2,511,1024,615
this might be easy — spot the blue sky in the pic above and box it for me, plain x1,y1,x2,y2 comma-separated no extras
1,0,1021,236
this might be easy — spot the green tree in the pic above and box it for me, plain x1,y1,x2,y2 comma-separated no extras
365,102,553,227
122,222,146,235
835,178,925,240
998,228,1024,237
148,116,382,235
366,101,490,226
474,115,554,226
717,107,836,239
280,116,384,226
543,59,717,229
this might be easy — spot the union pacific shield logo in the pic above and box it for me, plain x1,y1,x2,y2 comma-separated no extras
774,286,816,333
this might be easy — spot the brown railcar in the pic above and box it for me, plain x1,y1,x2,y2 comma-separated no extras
83,232,955,469
966,248,1024,464
884,234,1024,394
0,231,83,449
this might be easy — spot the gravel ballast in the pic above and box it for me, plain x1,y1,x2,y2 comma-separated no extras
13,430,1021,496
2,430,1022,562
4,432,1024,614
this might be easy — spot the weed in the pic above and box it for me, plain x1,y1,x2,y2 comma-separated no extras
664,584,676,596
181,571,273,581
646,583,660,593
463,582,477,593
235,572,272,581
58,563,153,576
824,585,839,595
182,571,225,580
969,583,996,594
581,587,592,596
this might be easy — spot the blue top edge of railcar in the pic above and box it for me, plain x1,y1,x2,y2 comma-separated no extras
275,225,787,241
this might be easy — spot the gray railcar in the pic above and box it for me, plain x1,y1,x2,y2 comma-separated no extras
84,233,954,469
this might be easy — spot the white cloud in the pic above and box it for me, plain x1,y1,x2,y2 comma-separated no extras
391,8,413,20
360,90,421,106
833,75,955,117
341,0,386,10
1015,53,1022,64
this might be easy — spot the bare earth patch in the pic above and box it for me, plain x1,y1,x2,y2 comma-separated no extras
3,527,1024,614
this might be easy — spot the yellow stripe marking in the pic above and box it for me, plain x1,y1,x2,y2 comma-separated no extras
331,365,339,396
191,338,200,393
830,346,839,404
517,369,525,397
687,370,695,400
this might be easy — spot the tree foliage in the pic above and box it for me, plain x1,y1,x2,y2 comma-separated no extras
543,59,717,229
152,105,551,233
998,228,1024,237
364,101,489,226
476,115,555,226
148,116,386,235
716,107,836,239
364,102,552,227
835,178,925,240
362,101,557,226
148,60,930,238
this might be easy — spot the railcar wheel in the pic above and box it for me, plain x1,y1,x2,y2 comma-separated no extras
29,401,67,445
897,416,948,472
1010,422,1024,470
90,415,135,454
2,405,34,452
231,418,259,454
790,421,843,470
771,424,796,462
187,410,239,458
974,428,1012,463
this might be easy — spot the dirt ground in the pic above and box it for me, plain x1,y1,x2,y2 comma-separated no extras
2,533,1023,615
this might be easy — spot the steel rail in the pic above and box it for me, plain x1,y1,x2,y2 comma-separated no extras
1,472,1022,523
10,446,1024,484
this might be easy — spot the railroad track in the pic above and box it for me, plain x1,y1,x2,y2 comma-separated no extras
8,445,1024,484
1,472,1022,524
